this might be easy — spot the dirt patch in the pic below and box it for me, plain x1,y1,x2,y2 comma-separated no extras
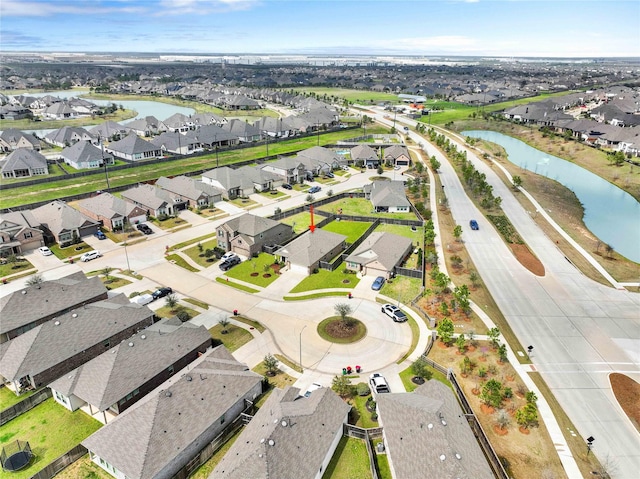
509,243,545,276
609,373,640,432
262,273,271,278
250,272,259,277
326,320,357,338
494,425,509,436
519,426,531,435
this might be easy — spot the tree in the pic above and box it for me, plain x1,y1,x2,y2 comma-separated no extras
218,317,230,334
453,224,463,241
525,391,538,404
376,165,384,175
460,356,472,375
480,379,504,408
331,375,353,398
437,318,454,345
515,402,538,429
456,333,467,354
512,175,522,189
25,273,44,287
497,343,508,363
469,270,480,288
488,327,501,349
496,409,510,431
101,266,114,282
334,303,354,327
430,156,440,172
305,194,314,203
263,353,279,376
411,357,432,381
605,243,614,258
165,293,179,311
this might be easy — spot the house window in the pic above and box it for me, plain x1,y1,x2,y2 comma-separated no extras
24,232,33,239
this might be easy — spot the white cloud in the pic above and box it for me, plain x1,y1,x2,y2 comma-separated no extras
157,0,258,14
1,0,145,17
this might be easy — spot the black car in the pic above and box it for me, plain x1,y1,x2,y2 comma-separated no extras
137,223,153,235
282,183,293,190
152,287,173,300
219,256,241,271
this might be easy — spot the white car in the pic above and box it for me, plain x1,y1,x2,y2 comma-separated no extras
80,251,102,262
38,246,53,256
381,304,408,322
220,251,238,262
369,373,390,394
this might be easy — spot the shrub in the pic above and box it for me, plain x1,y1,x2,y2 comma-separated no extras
129,291,140,298
356,382,371,396
176,310,191,322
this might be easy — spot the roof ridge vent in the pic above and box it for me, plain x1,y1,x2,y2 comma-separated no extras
128,342,134,347
54,320,60,326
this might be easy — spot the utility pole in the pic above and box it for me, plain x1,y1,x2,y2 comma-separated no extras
99,134,110,191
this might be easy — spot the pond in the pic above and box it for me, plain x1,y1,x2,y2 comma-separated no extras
462,130,640,263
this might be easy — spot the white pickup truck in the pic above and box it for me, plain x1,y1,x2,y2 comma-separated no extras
369,373,390,394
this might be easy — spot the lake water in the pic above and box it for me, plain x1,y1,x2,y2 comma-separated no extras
462,130,640,263
28,90,195,122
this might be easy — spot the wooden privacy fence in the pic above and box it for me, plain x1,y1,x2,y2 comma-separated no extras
0,388,52,426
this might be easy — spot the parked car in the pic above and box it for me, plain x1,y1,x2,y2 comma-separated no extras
371,276,385,291
137,223,153,235
38,246,52,256
308,186,321,194
219,255,241,271
132,293,153,305
341,165,350,171
324,172,334,178
94,231,107,240
221,251,238,262
152,287,173,300
80,250,102,262
369,373,390,394
282,183,293,190
381,304,408,322
469,219,479,230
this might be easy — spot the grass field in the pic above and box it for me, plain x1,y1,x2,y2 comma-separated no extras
0,109,137,131
289,268,360,293
0,398,102,479
321,220,372,244
183,239,218,268
209,323,253,352
224,254,280,287
0,387,35,410
280,211,312,233
317,197,418,220
322,436,372,479
289,87,398,104
379,275,423,305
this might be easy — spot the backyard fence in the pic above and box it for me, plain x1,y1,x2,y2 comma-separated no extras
28,444,87,479
0,388,52,426
343,424,384,479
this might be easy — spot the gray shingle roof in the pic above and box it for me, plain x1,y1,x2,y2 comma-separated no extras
383,145,409,160
222,213,284,237
155,176,222,203
275,229,346,268
88,120,131,138
82,346,262,479
0,294,154,383
1,148,48,173
121,183,174,211
49,324,211,411
376,381,494,479
368,180,410,209
211,386,351,479
61,141,109,165
351,144,378,161
30,200,100,237
107,133,159,155
345,232,412,271
0,129,41,149
0,271,106,336
79,192,144,219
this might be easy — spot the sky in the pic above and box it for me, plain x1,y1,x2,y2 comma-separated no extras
1,0,639,58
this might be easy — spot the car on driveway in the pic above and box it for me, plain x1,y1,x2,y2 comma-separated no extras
308,186,321,194
371,276,385,291
80,250,102,262
221,251,238,262
369,373,390,394
94,231,107,240
219,255,241,271
469,219,479,230
282,183,293,190
381,304,408,322
136,223,153,235
38,246,53,256
152,287,173,300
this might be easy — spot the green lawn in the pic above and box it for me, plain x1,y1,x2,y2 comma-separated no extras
49,241,92,260
290,87,398,104
169,233,217,251
154,305,200,320
151,216,188,230
209,323,253,352
166,253,200,272
224,254,280,287
322,436,372,479
0,108,136,131
182,298,210,310
101,276,132,290
399,365,451,393
183,239,219,268
215,277,260,293
371,440,392,479
289,268,360,293
379,276,423,305
374,223,423,244
280,212,312,233
2,128,389,210
317,197,418,220
351,394,379,429
0,398,102,479
52,453,114,479
229,197,259,208
284,291,351,301
321,220,372,244
0,259,34,278
259,189,288,200
0,387,36,410
252,363,296,390
395,317,420,364
233,315,265,333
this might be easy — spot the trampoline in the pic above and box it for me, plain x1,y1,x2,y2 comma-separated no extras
1,440,33,472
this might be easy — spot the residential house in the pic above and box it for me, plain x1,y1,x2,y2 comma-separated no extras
0,210,45,256
217,213,293,257
150,131,201,155
345,232,413,278
126,116,161,137
0,148,49,178
201,166,258,199
155,176,223,209
383,145,412,167
211,386,351,479
78,192,148,231
44,126,96,148
220,95,260,110
42,101,81,120
0,105,32,121
185,124,239,149
260,156,306,184
50,323,212,424
82,346,262,479
191,112,227,128
0,294,155,395
158,113,195,133
31,200,101,245
0,271,107,343
351,144,380,168
297,146,344,178
121,183,185,217
0,129,41,152
363,181,411,213
253,116,298,138
376,381,494,479
60,141,113,169
222,119,262,142
236,165,283,192
106,133,162,162
274,229,346,275
89,121,131,142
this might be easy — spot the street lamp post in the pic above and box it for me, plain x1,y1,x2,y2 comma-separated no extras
527,345,534,358
586,436,594,456
99,134,110,191
299,325,307,373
